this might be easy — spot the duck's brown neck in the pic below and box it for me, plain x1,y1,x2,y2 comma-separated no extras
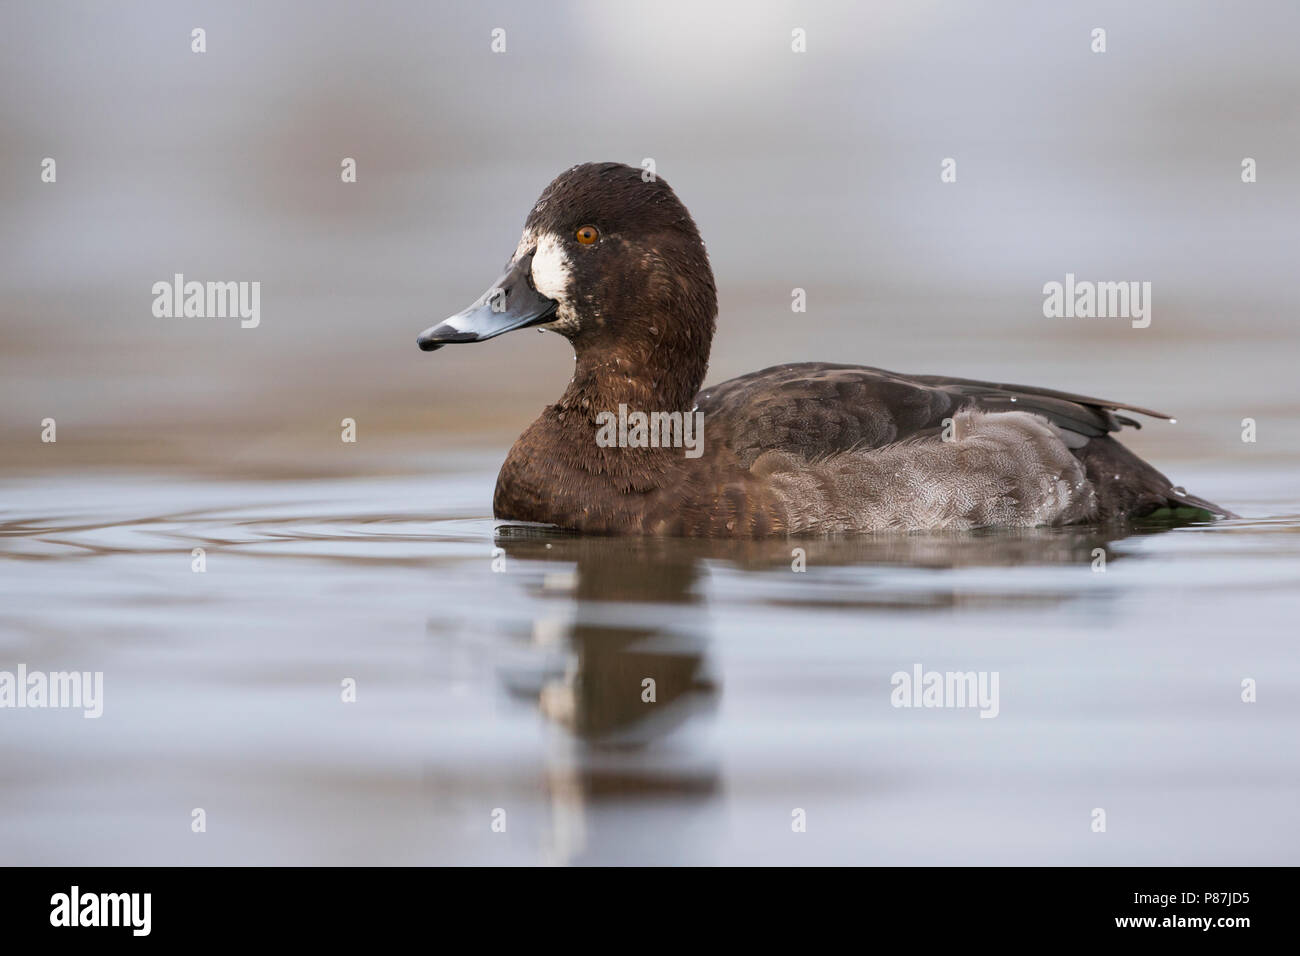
555,325,711,417
494,312,714,526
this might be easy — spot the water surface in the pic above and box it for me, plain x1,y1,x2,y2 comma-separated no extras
2,463,1296,865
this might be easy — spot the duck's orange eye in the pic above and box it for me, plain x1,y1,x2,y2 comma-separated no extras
575,225,599,244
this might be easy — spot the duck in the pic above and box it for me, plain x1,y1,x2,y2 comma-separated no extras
417,162,1234,536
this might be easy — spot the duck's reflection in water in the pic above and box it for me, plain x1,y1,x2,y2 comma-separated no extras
493,521,1179,862
495,532,720,864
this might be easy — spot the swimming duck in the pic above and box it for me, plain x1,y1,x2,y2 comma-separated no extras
417,162,1233,536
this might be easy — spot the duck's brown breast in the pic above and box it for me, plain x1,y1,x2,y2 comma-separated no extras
493,409,789,536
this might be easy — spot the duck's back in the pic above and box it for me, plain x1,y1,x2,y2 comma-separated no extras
695,362,1232,523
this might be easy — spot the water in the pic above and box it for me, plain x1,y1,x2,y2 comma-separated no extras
2,463,1297,865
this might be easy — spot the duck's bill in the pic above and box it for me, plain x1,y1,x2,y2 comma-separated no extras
417,251,558,351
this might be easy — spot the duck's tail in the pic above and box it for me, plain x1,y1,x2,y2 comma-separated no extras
1077,436,1237,520
1154,488,1239,520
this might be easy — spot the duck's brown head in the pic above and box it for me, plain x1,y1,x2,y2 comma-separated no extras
418,162,717,402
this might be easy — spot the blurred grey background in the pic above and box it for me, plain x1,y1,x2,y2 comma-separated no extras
3,0,1297,475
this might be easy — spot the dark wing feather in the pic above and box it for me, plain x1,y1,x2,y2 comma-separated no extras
696,362,1171,466
695,362,1234,520
906,373,1171,436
